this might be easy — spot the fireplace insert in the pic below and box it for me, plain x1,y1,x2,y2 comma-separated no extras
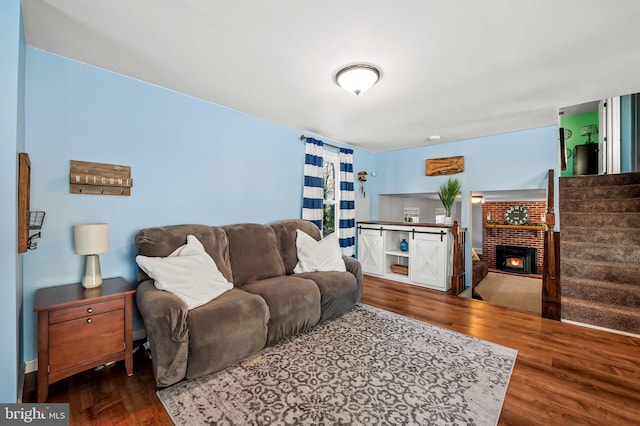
496,245,537,274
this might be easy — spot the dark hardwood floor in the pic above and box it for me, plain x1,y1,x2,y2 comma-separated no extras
23,276,640,425
22,344,173,425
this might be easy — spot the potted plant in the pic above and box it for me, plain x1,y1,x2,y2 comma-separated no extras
438,177,461,224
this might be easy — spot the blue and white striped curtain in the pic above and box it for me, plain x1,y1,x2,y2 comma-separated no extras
339,148,355,256
302,138,324,230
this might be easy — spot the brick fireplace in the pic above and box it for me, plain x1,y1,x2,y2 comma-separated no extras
482,201,545,275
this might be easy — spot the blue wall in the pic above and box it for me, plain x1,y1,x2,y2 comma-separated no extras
0,0,24,403
17,45,559,370
16,2,27,395
22,48,374,362
370,127,559,223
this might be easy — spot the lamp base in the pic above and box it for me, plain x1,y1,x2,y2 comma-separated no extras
82,254,103,289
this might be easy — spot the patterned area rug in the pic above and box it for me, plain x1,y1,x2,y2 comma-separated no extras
157,304,517,425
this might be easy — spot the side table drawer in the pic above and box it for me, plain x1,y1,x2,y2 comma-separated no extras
49,309,125,373
49,298,124,324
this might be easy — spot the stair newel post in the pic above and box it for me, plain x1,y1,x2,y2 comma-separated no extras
543,169,561,320
546,168,556,279
450,221,465,295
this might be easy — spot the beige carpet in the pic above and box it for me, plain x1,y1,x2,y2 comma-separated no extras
475,272,542,315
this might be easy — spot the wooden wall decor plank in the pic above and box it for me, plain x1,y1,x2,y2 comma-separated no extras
18,152,31,253
425,155,464,176
69,160,133,196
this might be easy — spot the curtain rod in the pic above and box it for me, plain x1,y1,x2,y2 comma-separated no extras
300,134,340,150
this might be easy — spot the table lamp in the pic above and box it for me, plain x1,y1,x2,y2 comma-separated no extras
73,223,109,288
581,124,598,143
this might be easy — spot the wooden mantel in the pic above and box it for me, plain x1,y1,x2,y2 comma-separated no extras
484,223,545,231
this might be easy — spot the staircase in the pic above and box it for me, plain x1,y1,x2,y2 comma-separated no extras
559,172,640,335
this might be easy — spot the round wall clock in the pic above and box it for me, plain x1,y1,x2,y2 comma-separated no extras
504,205,530,225
563,128,572,140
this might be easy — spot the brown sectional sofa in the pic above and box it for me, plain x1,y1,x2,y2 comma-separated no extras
135,219,363,387
472,257,489,288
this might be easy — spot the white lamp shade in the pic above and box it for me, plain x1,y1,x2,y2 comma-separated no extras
74,223,109,255
335,64,380,95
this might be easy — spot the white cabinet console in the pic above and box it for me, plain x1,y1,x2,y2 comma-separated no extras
357,221,453,292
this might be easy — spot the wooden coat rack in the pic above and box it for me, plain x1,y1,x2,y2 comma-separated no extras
70,160,133,196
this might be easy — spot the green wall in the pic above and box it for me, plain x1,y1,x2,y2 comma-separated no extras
560,110,599,176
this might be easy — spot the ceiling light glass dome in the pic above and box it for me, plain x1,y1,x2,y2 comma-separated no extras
335,64,381,95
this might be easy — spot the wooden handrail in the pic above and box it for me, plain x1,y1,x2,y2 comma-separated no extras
450,221,466,295
542,169,561,320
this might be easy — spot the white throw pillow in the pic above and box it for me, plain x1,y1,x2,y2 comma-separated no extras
293,229,346,273
136,235,233,310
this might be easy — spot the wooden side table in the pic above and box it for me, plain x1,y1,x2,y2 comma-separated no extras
33,277,136,403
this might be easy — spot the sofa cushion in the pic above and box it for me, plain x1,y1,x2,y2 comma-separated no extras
186,288,269,380
136,224,233,283
293,230,346,273
223,223,285,286
241,275,321,345
294,271,358,323
271,219,322,275
136,235,233,310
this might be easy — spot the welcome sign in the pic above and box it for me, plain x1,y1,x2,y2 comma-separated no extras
69,160,133,196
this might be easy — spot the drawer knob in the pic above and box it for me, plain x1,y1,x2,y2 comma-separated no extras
86,318,92,324
87,308,93,313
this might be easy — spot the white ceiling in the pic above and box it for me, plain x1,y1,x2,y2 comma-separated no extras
21,1,640,152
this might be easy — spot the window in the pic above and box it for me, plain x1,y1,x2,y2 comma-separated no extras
322,150,340,237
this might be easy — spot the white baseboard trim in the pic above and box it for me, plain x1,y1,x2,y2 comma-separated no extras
17,362,25,403
24,359,37,375
133,328,147,342
561,319,640,339
24,328,148,375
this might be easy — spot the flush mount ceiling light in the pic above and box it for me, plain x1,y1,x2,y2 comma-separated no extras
335,64,381,95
